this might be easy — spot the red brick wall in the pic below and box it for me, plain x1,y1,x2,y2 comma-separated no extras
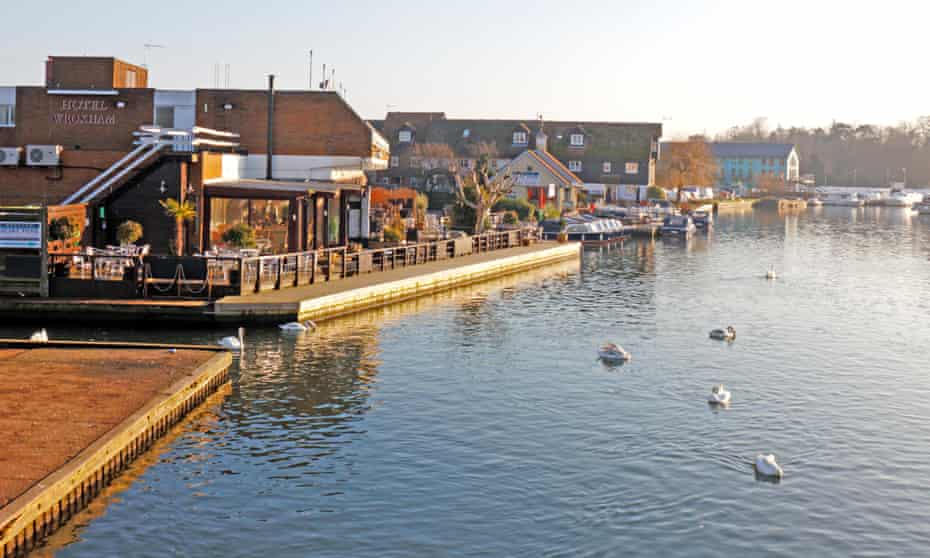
195,90,371,157
0,150,125,205
0,87,154,150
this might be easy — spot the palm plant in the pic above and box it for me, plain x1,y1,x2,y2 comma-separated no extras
159,198,196,255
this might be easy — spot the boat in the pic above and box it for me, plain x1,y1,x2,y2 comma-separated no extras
660,215,696,236
822,193,864,207
279,320,316,332
691,210,713,229
884,191,918,207
709,326,736,341
916,200,930,215
708,384,731,405
540,217,627,245
754,454,784,479
598,343,631,363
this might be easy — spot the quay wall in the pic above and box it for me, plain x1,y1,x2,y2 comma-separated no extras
0,344,232,558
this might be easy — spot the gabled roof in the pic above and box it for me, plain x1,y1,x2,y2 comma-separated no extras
527,150,582,186
710,142,796,158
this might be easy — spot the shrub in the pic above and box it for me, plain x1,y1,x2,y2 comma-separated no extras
646,185,667,200
502,211,519,225
116,220,143,245
383,226,403,242
221,223,257,249
493,198,534,221
544,204,561,220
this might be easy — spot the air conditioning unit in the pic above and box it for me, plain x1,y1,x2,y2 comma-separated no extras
26,145,62,167
0,147,22,167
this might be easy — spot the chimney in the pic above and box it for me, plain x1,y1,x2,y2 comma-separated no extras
266,74,275,180
535,128,548,152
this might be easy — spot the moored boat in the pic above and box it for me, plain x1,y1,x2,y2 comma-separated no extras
660,215,696,236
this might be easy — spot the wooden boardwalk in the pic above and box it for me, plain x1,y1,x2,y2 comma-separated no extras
0,341,232,557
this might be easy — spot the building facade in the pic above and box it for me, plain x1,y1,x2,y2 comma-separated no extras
711,142,800,188
370,112,661,203
0,56,389,254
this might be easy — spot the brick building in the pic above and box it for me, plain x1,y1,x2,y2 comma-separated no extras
370,112,661,203
0,56,389,254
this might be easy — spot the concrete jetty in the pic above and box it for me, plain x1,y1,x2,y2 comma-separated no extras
0,341,232,557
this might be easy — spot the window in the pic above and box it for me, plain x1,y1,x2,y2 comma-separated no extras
409,177,419,187
463,128,471,138
409,157,421,168
568,160,582,172
625,162,639,175
125,69,136,88
0,104,14,127
398,130,412,143
512,131,528,145
460,159,471,169
570,133,585,147
154,106,175,128
602,161,612,174
390,156,399,168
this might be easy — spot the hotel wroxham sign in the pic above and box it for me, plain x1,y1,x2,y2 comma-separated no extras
51,99,117,126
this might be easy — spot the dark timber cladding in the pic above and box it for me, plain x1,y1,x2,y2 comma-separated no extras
0,341,232,557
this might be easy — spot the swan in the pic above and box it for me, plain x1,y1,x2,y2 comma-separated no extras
29,328,48,343
598,343,631,363
709,326,736,341
754,454,784,478
218,327,244,351
278,320,316,332
765,266,777,280
707,384,731,405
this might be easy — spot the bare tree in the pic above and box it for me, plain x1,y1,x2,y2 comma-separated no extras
656,140,718,201
454,153,516,234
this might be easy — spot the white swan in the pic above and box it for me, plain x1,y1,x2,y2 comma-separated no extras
754,454,784,478
29,328,48,342
765,266,777,280
218,327,244,351
598,343,631,363
707,384,731,405
709,326,736,341
278,320,316,332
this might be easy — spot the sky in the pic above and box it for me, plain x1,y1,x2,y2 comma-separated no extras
3,0,929,138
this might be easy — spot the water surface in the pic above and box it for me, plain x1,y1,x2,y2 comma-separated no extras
14,207,930,557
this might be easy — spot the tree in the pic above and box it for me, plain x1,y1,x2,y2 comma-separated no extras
656,141,718,202
757,173,789,195
646,185,667,200
453,153,516,234
159,198,196,255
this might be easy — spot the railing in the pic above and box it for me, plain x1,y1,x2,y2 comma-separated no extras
46,228,538,300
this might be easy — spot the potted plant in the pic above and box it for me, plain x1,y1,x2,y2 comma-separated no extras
222,223,257,250
116,220,143,246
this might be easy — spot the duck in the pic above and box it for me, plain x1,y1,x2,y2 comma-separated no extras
218,327,244,351
707,384,731,405
754,454,784,479
598,343,632,363
709,326,736,341
765,266,777,280
29,328,48,343
278,320,316,332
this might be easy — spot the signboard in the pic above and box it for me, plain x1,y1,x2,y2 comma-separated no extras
51,98,117,127
0,221,42,248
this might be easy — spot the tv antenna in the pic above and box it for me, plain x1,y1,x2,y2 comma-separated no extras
143,43,166,68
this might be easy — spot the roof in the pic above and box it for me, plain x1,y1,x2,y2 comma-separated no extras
205,179,363,194
710,142,796,159
506,149,582,188
527,150,582,186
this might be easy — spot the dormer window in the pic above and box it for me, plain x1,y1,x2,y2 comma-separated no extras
570,134,585,147
602,161,612,174
512,131,528,145
463,128,471,138
398,130,412,143
568,160,582,172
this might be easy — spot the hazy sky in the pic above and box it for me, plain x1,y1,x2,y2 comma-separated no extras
3,0,927,137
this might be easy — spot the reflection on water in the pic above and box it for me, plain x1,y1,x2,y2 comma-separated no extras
17,208,930,557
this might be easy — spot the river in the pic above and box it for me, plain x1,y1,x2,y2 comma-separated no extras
15,206,930,557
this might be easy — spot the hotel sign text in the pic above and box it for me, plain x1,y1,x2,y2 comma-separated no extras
51,98,117,126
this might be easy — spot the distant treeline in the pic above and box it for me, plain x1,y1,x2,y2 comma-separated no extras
706,117,930,187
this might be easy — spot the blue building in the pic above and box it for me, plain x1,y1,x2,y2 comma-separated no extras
712,143,799,188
